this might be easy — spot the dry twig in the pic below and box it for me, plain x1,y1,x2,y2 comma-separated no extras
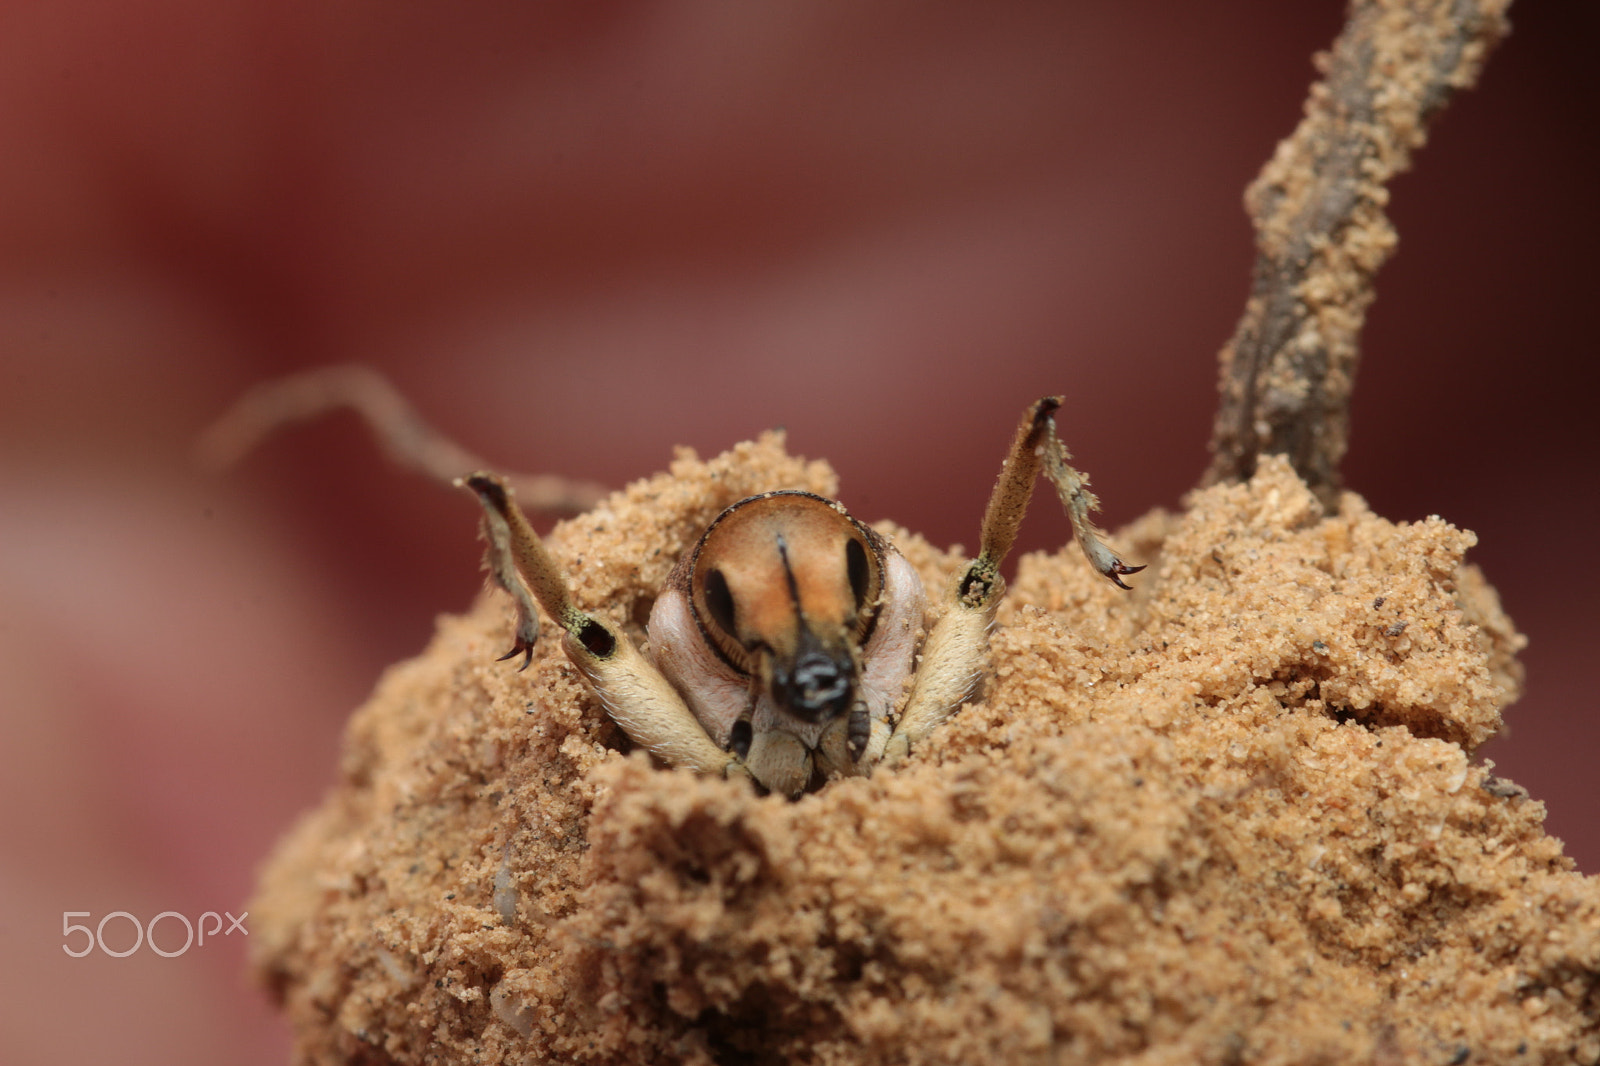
1203,0,1511,500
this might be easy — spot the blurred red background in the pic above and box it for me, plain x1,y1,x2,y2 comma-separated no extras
1,2,1593,1062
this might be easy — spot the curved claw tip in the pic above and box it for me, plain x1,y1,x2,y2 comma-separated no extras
1106,561,1146,591
496,642,534,671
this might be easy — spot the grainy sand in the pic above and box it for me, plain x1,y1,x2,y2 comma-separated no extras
252,434,1597,1065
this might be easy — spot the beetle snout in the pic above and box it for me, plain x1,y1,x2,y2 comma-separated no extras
771,631,855,723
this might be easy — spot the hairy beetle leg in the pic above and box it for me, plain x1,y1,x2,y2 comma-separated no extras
462,471,753,784
888,396,1142,758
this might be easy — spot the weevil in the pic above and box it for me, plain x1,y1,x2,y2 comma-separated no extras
202,372,1140,798
461,396,1141,797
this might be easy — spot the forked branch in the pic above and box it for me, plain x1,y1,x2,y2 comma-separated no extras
1202,0,1511,500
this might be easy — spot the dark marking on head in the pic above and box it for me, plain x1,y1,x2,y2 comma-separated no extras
703,568,737,637
729,719,753,760
775,534,802,617
846,538,870,612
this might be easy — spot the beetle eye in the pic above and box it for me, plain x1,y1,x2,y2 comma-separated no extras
703,567,738,637
846,537,871,611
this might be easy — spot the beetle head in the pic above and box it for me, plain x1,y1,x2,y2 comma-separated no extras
688,491,883,725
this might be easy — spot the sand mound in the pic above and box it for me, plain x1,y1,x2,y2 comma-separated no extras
252,434,1598,1065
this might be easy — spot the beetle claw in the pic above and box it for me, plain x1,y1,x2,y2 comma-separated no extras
497,640,535,671
1105,560,1147,591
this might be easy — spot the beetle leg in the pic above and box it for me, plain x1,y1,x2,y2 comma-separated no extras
885,397,1142,760
964,395,1144,604
1035,406,1148,591
577,631,755,785
463,473,751,784
467,474,549,670
883,597,992,759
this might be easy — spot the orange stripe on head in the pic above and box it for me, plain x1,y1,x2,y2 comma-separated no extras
688,492,884,720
